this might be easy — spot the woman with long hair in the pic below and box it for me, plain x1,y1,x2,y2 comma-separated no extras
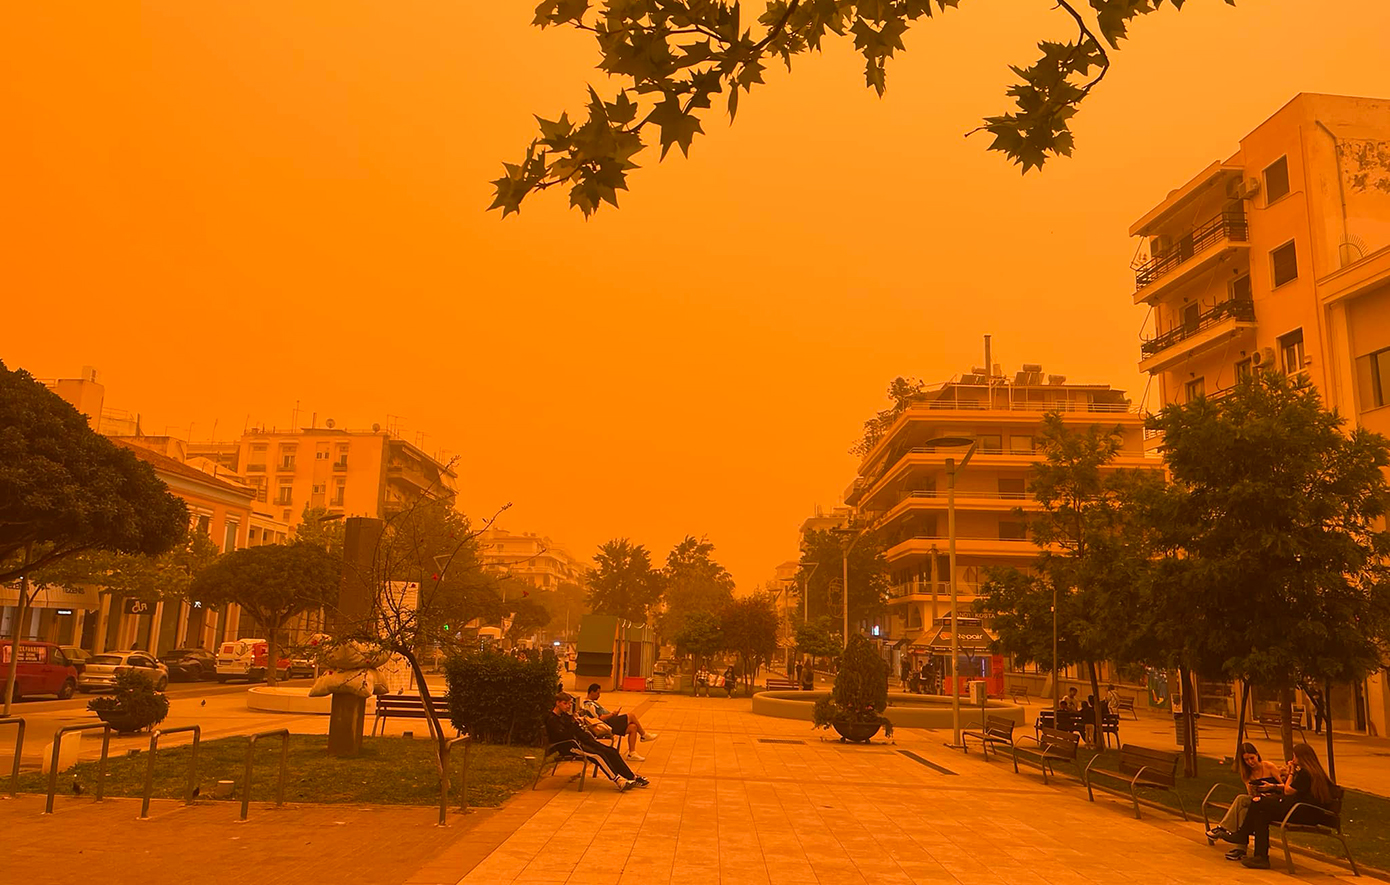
1222,742,1335,869
1207,742,1282,861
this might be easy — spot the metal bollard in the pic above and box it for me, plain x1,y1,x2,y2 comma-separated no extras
438,734,473,826
45,723,113,814
139,724,202,820
239,729,290,821
1,717,24,798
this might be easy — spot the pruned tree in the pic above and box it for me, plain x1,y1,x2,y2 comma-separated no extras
721,592,780,695
794,616,841,662
1,361,188,714
492,0,1234,216
673,608,723,669
658,534,735,642
190,542,341,687
587,538,664,623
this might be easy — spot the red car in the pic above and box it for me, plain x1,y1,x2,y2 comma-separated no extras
1,641,80,701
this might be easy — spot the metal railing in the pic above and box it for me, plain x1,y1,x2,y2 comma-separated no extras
1141,298,1256,358
239,729,290,821
438,734,473,826
1134,209,1249,290
887,534,1033,547
889,582,985,599
1,717,24,798
921,400,1137,414
139,725,201,820
898,489,1029,501
45,723,113,813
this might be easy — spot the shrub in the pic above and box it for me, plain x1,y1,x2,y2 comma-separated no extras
810,634,893,737
445,648,559,744
87,670,170,732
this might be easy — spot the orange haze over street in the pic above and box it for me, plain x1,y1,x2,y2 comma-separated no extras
4,2,1389,587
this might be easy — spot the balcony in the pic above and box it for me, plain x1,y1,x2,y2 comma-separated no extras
1138,297,1256,374
888,581,984,600
276,461,296,472
885,534,1036,561
1133,209,1249,304
245,463,266,472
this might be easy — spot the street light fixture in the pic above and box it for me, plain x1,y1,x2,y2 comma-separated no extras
923,435,977,750
828,525,867,650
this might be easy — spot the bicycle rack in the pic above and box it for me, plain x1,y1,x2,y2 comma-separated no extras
45,723,114,813
139,725,202,820
438,734,473,826
239,728,290,821
1,717,23,798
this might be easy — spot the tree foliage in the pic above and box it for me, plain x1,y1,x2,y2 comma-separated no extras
794,616,841,659
811,633,893,736
445,648,560,744
673,608,723,664
191,543,341,686
587,538,664,622
294,505,346,556
796,527,889,627
493,0,1232,216
32,530,221,607
849,376,926,457
720,592,780,695
658,534,735,639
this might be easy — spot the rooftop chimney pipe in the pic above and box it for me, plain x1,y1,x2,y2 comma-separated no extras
984,335,992,379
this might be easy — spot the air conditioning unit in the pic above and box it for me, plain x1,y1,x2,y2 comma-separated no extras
1250,346,1277,368
1229,177,1261,201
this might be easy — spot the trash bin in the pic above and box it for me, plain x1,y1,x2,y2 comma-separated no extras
968,680,988,707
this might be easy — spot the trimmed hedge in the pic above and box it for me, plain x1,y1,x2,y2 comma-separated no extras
444,648,559,744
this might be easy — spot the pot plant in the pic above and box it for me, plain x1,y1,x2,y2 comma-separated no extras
88,670,170,734
810,634,893,742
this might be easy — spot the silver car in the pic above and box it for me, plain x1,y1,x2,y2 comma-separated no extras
77,651,169,693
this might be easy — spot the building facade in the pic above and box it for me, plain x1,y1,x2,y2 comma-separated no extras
1128,92,1390,734
845,356,1150,692
477,527,589,645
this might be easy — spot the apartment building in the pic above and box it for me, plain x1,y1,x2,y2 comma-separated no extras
190,424,457,530
844,356,1150,693
478,527,588,644
1128,92,1390,733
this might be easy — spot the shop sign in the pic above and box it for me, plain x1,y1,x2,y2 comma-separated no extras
123,597,152,615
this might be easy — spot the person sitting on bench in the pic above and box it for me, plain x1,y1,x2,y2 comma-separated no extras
1207,741,1283,861
545,693,648,791
583,683,659,760
1221,742,1334,869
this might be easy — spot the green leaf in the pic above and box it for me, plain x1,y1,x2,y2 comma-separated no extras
649,95,703,159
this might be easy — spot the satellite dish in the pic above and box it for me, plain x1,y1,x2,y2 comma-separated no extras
372,422,381,432
325,417,336,429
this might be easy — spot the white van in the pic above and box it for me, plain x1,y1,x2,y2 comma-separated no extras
215,638,289,682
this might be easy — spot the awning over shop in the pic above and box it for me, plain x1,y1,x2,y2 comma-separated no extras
917,622,997,653
1,582,101,610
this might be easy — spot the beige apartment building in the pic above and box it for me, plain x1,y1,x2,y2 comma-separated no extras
844,357,1150,694
477,527,588,645
1129,92,1390,734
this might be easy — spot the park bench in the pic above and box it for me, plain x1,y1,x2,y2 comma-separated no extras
1008,685,1030,705
532,741,601,792
1011,726,1081,785
1201,783,1359,876
1114,694,1137,719
765,677,799,691
961,715,1016,760
371,693,456,736
1099,712,1121,749
1256,711,1307,742
1084,744,1188,820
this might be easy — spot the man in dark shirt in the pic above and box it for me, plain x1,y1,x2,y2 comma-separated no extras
544,693,647,790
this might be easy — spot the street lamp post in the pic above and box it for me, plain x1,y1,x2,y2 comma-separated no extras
831,529,867,650
923,436,977,750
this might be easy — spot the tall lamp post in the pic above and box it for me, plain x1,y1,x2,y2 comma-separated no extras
830,526,867,650
924,436,977,750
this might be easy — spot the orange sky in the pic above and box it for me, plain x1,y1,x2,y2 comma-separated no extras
4,2,1388,589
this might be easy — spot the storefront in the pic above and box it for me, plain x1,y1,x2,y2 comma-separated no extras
0,582,102,647
914,617,1003,697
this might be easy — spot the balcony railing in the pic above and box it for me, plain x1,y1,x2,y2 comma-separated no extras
332,461,348,471
245,464,266,472
889,581,985,599
1141,298,1256,357
887,533,1033,548
276,461,296,472
920,400,1134,413
1134,209,1248,290
898,489,1028,502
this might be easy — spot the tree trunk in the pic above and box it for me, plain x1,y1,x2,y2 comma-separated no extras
1086,660,1102,750
1178,665,1198,777
1235,679,1250,758
265,621,279,688
3,543,34,717
1279,685,1295,760
1324,680,1336,783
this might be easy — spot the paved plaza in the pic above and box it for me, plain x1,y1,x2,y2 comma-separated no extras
1,691,1366,884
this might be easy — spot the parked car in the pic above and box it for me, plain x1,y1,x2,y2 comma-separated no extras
60,646,93,674
286,657,315,679
76,650,168,693
215,638,290,683
159,647,217,681
1,641,80,701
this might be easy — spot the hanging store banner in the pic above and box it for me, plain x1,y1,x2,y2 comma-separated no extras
0,582,102,610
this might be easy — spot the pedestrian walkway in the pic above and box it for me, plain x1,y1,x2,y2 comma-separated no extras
0,691,1364,885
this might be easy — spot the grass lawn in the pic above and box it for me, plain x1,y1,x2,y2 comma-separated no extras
17,735,540,808
1070,745,1390,872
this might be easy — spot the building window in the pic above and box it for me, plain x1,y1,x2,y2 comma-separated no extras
224,520,239,553
1235,358,1252,382
276,479,294,506
1279,329,1305,373
1357,347,1390,409
195,514,211,535
1181,302,1200,334
332,478,346,507
1271,241,1298,288
1008,435,1034,454
1231,274,1252,302
1264,156,1290,203
1185,377,1206,402
998,477,1027,500
979,434,1003,454
999,521,1028,541
251,443,268,453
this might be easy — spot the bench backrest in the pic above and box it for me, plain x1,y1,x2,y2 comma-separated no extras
1009,686,1028,696
984,715,1015,739
1037,727,1080,760
1119,745,1180,785
1115,696,1135,708
377,694,450,712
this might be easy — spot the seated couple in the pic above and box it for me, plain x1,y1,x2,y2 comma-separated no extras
545,692,650,792
1206,741,1337,869
580,682,659,760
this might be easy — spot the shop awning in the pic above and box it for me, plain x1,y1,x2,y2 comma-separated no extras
918,623,997,653
1,582,101,610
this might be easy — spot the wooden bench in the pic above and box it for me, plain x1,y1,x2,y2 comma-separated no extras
371,693,455,736
1008,685,1030,705
765,677,799,691
1256,711,1307,742
1011,726,1080,784
1201,783,1359,876
1114,694,1137,719
961,715,1016,760
1084,744,1188,820
532,741,599,792
1099,712,1121,749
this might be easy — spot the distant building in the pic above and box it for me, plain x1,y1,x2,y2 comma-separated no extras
477,527,589,644
1128,92,1390,735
